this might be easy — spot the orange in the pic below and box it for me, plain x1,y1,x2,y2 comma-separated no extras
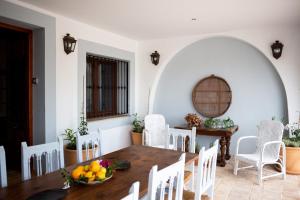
71,165,84,180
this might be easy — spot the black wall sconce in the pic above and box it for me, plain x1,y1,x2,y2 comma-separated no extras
150,51,160,65
63,33,77,54
271,40,283,59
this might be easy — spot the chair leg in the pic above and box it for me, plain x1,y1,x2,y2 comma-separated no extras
282,163,286,180
188,163,195,192
207,184,214,200
233,158,239,175
258,166,263,185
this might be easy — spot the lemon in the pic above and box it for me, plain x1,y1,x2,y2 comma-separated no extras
85,171,95,182
100,167,106,174
84,165,89,171
96,171,106,180
89,161,101,173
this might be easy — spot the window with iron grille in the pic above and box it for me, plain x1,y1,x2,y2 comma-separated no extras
86,54,129,119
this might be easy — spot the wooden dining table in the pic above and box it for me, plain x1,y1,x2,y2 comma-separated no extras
0,145,198,200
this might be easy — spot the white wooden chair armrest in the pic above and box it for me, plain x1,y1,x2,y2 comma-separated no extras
236,136,258,154
260,141,286,163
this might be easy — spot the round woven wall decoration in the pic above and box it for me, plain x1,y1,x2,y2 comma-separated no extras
192,75,232,118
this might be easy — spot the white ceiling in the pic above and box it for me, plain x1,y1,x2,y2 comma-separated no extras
20,0,300,40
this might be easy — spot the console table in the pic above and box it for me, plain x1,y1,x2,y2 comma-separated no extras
175,125,239,167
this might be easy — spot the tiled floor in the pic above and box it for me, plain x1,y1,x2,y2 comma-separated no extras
212,160,300,200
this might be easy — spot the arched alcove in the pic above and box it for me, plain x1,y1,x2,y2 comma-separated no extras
153,37,288,153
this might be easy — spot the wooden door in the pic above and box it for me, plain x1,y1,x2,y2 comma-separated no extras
0,22,32,170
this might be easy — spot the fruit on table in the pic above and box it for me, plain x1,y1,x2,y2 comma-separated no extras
96,171,106,180
70,160,111,183
72,166,85,180
84,165,89,171
85,171,95,182
89,161,101,172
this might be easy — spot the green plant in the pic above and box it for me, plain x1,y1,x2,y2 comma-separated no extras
204,117,235,128
78,114,88,136
64,128,77,150
284,123,300,147
132,113,144,133
204,118,215,128
223,117,234,128
64,113,89,150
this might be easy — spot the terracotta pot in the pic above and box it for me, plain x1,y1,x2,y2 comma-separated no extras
131,132,142,145
275,146,300,175
64,145,98,166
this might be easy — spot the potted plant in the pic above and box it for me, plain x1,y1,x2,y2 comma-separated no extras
281,123,300,174
131,114,144,145
63,114,97,166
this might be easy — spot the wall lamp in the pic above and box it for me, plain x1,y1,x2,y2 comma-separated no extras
63,33,77,54
150,51,160,65
271,40,283,59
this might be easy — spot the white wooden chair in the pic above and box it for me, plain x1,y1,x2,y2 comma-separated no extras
234,120,286,185
0,146,7,188
182,139,219,200
143,114,169,148
21,137,64,181
146,153,185,200
166,126,197,191
76,129,102,163
121,181,140,200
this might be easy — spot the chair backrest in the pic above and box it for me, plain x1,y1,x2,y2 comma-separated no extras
76,129,102,163
121,181,140,200
195,140,218,200
21,137,64,181
147,153,185,200
255,120,284,160
144,114,167,146
166,126,196,153
0,146,7,188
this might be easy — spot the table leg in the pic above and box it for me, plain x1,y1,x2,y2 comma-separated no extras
225,136,231,160
219,137,226,167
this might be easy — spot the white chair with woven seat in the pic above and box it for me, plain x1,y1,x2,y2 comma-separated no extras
21,137,64,181
182,139,219,200
166,126,197,191
0,146,7,188
234,120,286,185
121,181,140,200
146,153,185,200
143,114,169,148
76,129,102,163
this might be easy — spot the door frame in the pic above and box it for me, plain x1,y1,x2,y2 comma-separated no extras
0,22,33,145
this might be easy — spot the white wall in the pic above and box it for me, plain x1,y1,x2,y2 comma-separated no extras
136,27,300,124
153,37,287,153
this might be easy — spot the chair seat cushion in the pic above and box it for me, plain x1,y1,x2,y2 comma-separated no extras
236,153,277,165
